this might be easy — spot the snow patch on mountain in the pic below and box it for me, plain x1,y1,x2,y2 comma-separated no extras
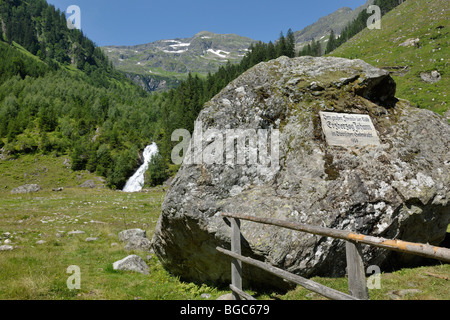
207,49,230,58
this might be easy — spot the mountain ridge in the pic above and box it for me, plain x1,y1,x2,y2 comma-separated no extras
102,2,375,91
102,31,257,79
294,0,375,47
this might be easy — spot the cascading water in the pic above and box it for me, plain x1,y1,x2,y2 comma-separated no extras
122,143,159,192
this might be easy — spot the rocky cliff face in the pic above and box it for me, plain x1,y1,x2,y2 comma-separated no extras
125,72,180,92
151,56,450,290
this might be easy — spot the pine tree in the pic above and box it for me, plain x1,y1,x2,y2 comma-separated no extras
145,152,168,187
40,131,52,154
325,30,336,54
310,38,318,56
71,142,87,171
267,41,276,61
316,41,322,56
276,31,287,57
286,28,296,58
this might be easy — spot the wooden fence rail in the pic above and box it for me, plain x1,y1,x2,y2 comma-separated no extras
217,247,359,300
217,212,450,301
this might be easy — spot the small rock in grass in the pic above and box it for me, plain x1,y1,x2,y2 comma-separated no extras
68,230,85,235
113,255,149,275
216,293,233,300
124,236,152,252
118,229,146,242
388,289,422,300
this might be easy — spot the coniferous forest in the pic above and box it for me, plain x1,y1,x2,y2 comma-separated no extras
0,0,298,189
0,0,164,189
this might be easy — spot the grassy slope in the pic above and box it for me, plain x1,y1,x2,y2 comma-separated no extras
0,153,99,191
0,188,229,300
329,0,449,116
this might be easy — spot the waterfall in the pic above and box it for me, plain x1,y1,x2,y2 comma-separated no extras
123,143,158,192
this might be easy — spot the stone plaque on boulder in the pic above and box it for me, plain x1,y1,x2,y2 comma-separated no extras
319,111,380,147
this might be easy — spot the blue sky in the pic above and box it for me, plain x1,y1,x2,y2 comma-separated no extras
47,0,367,46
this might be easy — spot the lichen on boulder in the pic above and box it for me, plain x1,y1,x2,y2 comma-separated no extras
151,56,450,290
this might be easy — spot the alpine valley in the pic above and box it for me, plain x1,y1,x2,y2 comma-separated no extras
0,0,448,301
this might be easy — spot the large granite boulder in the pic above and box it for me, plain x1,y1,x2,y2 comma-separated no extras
151,56,450,290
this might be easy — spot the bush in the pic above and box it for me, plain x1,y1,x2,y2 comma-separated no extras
70,142,87,171
145,152,168,187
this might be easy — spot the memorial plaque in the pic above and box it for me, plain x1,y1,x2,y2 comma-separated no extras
319,111,380,147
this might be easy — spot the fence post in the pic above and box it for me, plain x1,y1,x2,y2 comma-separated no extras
346,241,369,300
231,218,242,300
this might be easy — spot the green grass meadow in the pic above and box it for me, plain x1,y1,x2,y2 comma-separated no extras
0,187,229,300
0,155,448,300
